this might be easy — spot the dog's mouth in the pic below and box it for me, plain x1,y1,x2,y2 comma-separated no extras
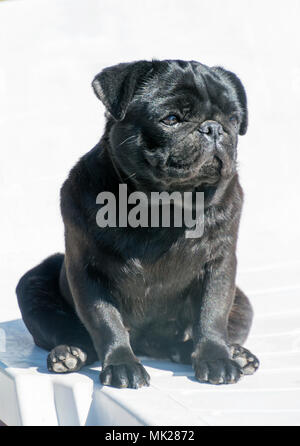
199,155,223,175
166,154,223,177
167,157,198,170
142,149,232,189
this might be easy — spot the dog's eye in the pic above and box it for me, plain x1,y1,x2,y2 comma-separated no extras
161,115,180,126
229,114,239,127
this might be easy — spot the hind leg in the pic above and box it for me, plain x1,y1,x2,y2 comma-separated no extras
16,254,98,373
228,286,253,345
228,287,259,375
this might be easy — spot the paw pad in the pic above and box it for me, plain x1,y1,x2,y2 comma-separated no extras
231,344,259,375
47,345,87,373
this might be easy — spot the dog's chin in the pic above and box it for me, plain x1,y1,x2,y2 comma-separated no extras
198,156,224,182
161,155,224,185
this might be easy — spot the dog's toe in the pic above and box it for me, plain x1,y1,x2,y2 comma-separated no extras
100,362,150,389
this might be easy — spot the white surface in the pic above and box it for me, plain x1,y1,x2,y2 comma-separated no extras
0,0,300,426
1,266,300,426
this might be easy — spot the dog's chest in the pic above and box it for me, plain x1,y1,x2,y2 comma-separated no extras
115,235,208,309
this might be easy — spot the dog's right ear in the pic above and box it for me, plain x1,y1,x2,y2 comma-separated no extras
92,61,153,121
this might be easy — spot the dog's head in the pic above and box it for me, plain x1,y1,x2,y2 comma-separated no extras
92,60,248,191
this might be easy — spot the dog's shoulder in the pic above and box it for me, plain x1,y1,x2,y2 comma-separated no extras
60,143,111,226
202,175,243,260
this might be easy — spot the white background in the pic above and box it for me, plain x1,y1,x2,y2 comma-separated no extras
0,0,300,319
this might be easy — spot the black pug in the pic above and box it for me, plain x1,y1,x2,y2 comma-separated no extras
16,59,259,388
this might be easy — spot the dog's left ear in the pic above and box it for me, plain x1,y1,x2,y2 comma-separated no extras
92,60,153,121
212,67,248,135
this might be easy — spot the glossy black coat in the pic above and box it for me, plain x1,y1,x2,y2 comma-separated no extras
17,60,258,388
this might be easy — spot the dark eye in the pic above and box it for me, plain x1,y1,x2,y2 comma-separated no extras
229,114,239,126
161,115,180,126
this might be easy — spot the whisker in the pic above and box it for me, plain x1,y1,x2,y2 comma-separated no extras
124,172,136,180
118,135,136,147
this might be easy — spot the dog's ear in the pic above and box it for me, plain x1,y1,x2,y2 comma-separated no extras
212,67,248,135
92,61,153,121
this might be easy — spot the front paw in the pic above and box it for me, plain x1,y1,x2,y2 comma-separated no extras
100,361,150,389
193,357,243,385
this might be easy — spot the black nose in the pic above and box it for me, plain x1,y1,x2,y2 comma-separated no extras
199,121,223,141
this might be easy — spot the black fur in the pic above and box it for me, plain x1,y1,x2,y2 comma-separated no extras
17,59,259,388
